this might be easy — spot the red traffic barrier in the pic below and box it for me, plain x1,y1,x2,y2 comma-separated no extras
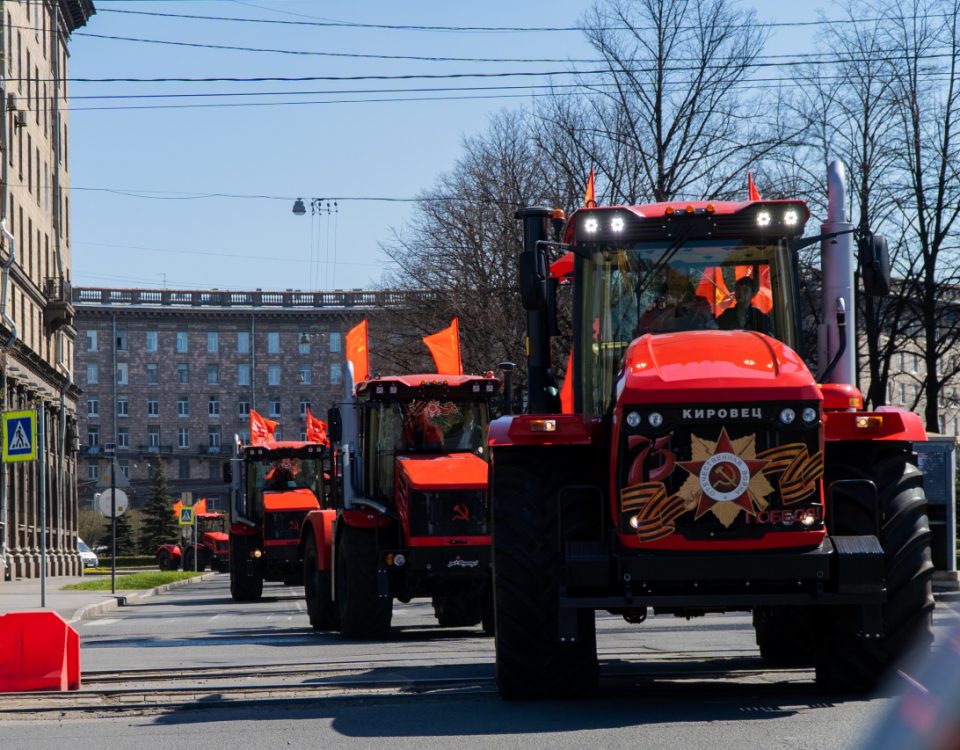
0,611,81,692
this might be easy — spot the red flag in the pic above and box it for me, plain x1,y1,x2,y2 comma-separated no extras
345,319,370,385
695,267,733,314
584,168,597,208
249,409,278,446
423,318,463,375
306,408,330,446
172,500,182,518
747,172,761,201
193,498,207,516
560,348,574,414
550,251,574,279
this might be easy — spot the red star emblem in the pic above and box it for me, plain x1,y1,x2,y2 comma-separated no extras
678,428,770,521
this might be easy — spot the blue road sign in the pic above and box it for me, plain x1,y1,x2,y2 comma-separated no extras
3,410,36,463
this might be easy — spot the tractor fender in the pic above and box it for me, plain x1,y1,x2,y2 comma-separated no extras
824,406,927,443
300,509,336,571
488,414,593,448
339,508,392,530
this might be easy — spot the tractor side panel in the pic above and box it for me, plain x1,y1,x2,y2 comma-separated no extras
824,407,927,443
302,509,336,571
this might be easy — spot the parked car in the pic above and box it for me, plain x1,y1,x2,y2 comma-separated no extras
78,538,98,568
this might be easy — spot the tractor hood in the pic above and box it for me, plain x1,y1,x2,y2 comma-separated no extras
263,488,320,512
397,453,488,491
202,532,229,543
619,330,821,404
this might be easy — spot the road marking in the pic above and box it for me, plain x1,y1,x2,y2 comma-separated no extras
293,601,305,612
208,615,221,622
82,619,120,627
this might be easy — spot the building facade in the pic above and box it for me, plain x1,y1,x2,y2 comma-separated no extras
0,1,94,583
73,287,424,513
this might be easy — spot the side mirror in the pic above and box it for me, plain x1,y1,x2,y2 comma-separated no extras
221,461,232,485
327,407,343,443
519,249,546,310
858,232,891,296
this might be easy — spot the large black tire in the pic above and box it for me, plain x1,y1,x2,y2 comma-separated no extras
183,548,197,572
815,443,935,692
432,593,483,628
230,541,264,602
157,551,175,571
753,607,814,666
304,536,338,630
492,449,599,699
481,580,495,636
335,524,392,639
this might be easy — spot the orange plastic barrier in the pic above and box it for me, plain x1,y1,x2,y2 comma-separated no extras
0,611,81,692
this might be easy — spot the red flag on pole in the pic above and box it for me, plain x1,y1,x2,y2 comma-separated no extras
695,267,733,314
345,319,370,385
584,168,597,208
559,348,574,414
747,172,761,201
193,498,207,516
422,318,463,375
249,409,278,446
306,408,329,446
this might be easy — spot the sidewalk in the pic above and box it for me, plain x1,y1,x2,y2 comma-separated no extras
0,572,215,624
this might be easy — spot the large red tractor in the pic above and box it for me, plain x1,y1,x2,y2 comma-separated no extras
490,162,934,698
300,373,499,638
156,512,230,572
225,440,328,601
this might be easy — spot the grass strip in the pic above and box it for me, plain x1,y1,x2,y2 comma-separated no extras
62,571,203,590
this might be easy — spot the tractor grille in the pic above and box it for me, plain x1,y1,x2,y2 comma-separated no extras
264,510,306,542
408,489,489,538
618,402,823,541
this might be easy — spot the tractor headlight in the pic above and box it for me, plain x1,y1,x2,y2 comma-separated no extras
779,407,796,425
584,217,599,234
784,209,799,226
648,412,664,428
625,411,641,428
801,407,818,424
757,211,772,227
610,216,625,232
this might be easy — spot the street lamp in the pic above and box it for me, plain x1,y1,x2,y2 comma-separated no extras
292,198,306,216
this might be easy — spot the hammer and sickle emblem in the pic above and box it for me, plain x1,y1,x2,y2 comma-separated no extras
452,504,470,522
288,519,300,531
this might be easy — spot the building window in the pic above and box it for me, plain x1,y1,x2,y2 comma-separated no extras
208,397,220,417
177,397,189,417
237,331,250,353
237,363,250,386
146,330,158,352
330,362,342,384
298,365,311,385
300,399,310,418
87,462,98,480
298,332,310,355
238,401,250,417
87,426,99,448
268,365,281,386
115,330,127,351
912,353,919,372
178,427,189,449
207,331,218,353
300,430,308,442
899,383,906,403
85,329,97,352
119,459,130,478
209,462,221,480
117,397,129,418
117,428,129,449
177,363,189,383
146,363,159,385
147,399,159,417
207,364,219,385
87,398,98,417
148,426,160,449
86,364,98,385
267,332,280,353
329,332,341,353
116,362,128,385
239,429,251,444
176,331,188,353
269,400,281,418
208,426,221,449
178,459,190,479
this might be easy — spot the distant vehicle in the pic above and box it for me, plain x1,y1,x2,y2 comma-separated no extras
77,538,98,569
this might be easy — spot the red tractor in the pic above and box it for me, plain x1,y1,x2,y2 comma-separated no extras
490,162,934,698
156,512,230,573
300,373,499,638
225,440,328,601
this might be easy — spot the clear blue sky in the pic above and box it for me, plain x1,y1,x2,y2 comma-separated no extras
68,0,835,292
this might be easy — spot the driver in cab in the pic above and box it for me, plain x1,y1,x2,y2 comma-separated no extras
717,275,773,335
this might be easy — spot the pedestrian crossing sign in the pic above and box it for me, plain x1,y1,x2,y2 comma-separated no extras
179,507,195,526
2,410,36,463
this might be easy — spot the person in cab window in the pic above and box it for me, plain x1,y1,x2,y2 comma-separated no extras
640,265,717,332
717,275,773,335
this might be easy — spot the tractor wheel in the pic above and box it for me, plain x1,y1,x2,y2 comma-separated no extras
230,541,264,602
815,444,935,692
432,593,483,628
157,552,172,571
183,549,197,572
304,536,338,630
753,607,814,666
492,450,598,699
481,581,495,637
335,524,392,639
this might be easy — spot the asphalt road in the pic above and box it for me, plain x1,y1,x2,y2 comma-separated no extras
1,575,957,750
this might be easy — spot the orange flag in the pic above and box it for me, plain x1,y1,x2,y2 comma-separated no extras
193,498,207,516
250,409,278,446
747,172,761,201
423,318,463,375
172,500,182,518
584,167,597,208
306,408,330,446
695,267,733,314
345,319,370,385
559,348,574,414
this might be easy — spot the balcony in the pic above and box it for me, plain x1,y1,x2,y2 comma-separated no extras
44,276,75,334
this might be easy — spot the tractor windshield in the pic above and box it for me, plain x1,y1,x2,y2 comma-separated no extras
250,456,322,494
577,239,798,414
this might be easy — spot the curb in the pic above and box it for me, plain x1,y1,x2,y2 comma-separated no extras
68,572,218,624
